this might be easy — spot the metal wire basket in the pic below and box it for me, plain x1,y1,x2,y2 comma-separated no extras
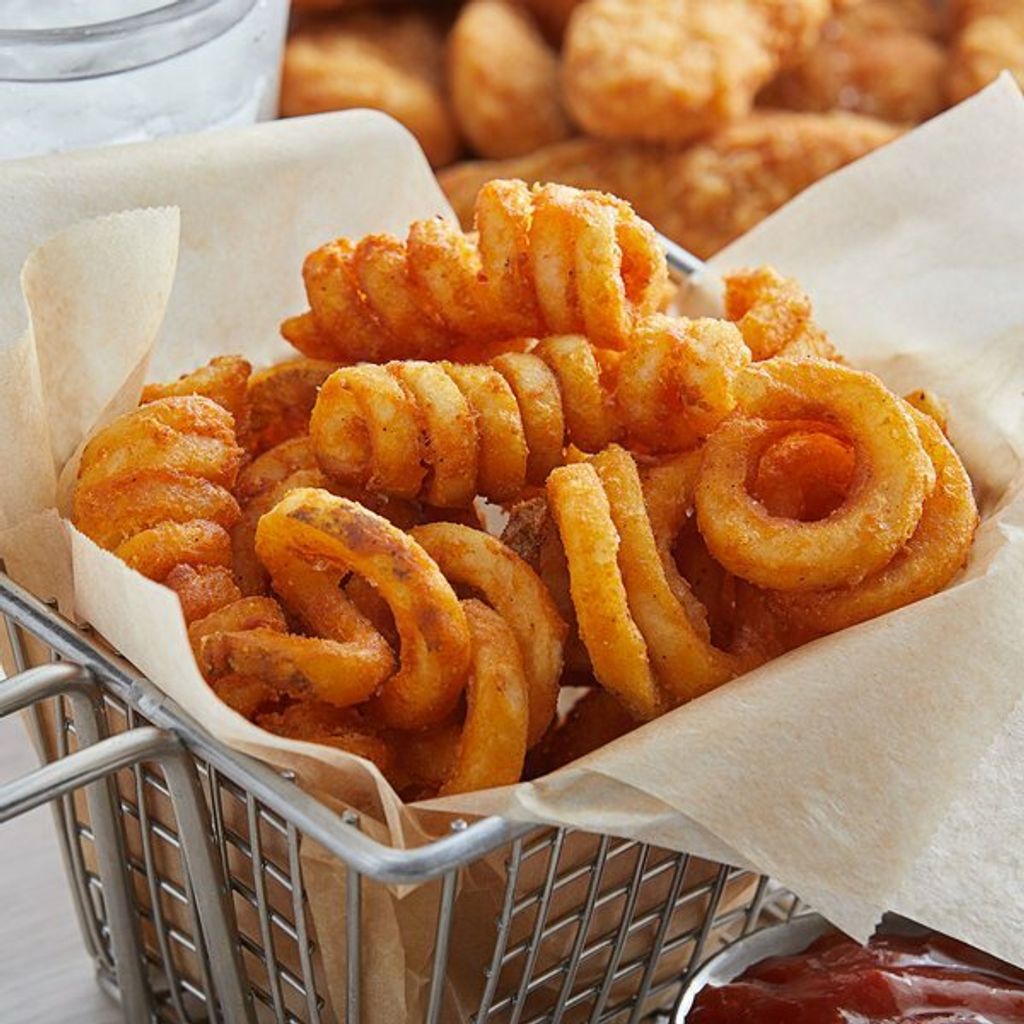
0,569,812,1024
0,236,815,1024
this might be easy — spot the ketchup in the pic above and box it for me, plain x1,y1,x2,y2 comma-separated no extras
687,931,1024,1023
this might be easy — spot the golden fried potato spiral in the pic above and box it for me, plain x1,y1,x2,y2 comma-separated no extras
256,487,471,728
140,356,252,439
73,396,245,623
723,266,840,362
281,179,670,362
190,596,396,773
545,445,772,720
310,318,751,506
410,522,567,748
768,409,978,642
696,359,936,591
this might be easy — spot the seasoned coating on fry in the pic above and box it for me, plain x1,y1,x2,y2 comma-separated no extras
724,266,840,361
410,522,567,747
280,11,460,167
166,564,245,624
256,700,395,773
141,356,252,441
948,0,1024,102
448,1,571,159
562,0,832,143
259,488,471,729
208,672,284,720
282,179,668,360
245,358,337,457
439,112,899,258
762,1,947,123
73,396,245,622
310,314,754,505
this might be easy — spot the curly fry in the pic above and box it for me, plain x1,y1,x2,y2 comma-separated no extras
281,179,668,361
232,466,329,596
770,409,978,641
208,673,284,719
73,396,245,622
410,522,567,747
257,488,471,728
439,600,529,796
526,688,635,777
141,356,251,439
245,358,338,457
751,428,855,521
696,359,936,591
231,436,434,595
164,565,245,625
190,589,393,710
547,446,777,713
546,460,662,720
390,718,462,800
723,267,841,362
904,387,949,433
614,316,752,453
255,701,395,775
310,308,763,505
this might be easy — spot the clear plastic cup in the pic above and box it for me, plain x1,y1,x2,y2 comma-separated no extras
0,1,290,160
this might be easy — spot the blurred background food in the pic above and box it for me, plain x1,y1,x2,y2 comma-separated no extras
281,0,1024,258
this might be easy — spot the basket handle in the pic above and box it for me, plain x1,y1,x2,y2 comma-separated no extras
0,664,256,1024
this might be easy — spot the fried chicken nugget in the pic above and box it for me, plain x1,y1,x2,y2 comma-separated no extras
834,0,948,38
73,397,246,624
562,0,832,143
448,0,572,159
512,0,583,42
280,11,459,167
439,111,898,257
948,0,1024,103
762,0,947,123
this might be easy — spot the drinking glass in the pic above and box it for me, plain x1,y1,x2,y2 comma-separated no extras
0,0,290,160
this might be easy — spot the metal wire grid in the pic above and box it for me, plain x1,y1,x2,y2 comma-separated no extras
473,832,804,1024
0,579,803,1024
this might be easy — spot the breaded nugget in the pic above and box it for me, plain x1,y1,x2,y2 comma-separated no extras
762,1,947,123
835,0,948,38
948,0,1024,102
439,110,898,257
562,0,832,143
280,11,460,167
512,0,584,42
448,0,571,158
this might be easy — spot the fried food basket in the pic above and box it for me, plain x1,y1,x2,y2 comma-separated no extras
0,237,805,1024
0,567,810,1024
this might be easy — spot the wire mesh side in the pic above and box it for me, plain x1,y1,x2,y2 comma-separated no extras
2,611,330,1024
2,601,806,1024
473,829,795,1024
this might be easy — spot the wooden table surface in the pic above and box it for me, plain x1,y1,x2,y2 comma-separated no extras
0,712,123,1023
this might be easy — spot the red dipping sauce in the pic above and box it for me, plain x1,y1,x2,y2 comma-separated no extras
687,931,1024,1023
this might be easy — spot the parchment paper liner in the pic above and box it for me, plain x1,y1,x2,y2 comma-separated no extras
2,82,1024,1018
